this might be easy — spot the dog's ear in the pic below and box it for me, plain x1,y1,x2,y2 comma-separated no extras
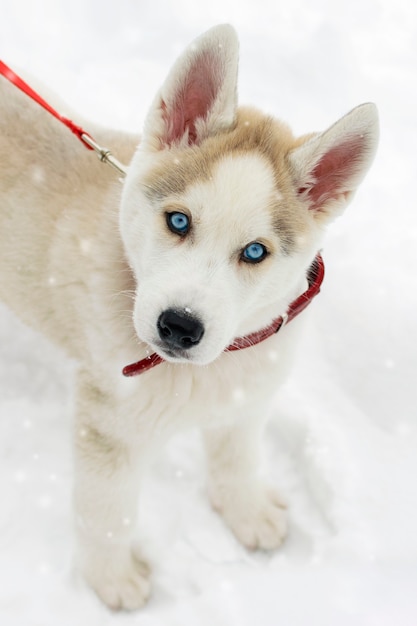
288,103,379,222
141,24,239,150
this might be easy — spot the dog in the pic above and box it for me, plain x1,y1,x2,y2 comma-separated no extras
0,24,378,610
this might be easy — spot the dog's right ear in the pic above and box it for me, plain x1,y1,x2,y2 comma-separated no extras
288,103,379,223
141,24,239,151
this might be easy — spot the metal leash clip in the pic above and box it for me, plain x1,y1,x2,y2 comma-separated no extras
81,133,128,177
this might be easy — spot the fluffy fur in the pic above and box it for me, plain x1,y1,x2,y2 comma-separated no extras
0,24,378,610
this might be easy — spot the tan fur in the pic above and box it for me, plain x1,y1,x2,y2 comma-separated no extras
0,75,138,362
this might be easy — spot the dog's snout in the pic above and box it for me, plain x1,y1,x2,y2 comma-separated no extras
157,309,204,350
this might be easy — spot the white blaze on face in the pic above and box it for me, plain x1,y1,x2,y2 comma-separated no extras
182,153,278,235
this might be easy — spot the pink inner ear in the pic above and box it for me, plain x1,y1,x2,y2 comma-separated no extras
161,51,222,146
300,136,365,211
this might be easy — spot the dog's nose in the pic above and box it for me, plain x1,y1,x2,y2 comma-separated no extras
157,309,204,350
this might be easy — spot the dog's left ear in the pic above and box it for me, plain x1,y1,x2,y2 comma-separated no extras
289,103,379,222
141,24,239,151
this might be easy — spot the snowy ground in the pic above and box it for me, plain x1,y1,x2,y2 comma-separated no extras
1,0,416,624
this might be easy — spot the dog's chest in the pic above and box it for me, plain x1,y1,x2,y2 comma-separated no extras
115,337,291,443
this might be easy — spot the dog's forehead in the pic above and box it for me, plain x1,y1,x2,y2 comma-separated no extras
141,108,296,201
183,154,307,255
182,152,277,219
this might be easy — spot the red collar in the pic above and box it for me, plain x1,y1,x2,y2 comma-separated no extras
122,253,325,377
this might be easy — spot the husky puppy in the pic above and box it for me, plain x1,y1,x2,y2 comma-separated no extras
0,25,378,610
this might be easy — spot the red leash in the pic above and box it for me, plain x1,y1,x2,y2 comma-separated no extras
0,60,127,175
0,59,325,377
122,253,325,376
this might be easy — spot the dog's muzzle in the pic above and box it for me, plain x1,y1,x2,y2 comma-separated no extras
157,308,205,354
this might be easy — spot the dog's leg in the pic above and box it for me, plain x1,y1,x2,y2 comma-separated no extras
203,411,287,551
73,371,150,611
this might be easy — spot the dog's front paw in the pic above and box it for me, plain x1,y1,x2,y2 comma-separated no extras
80,545,151,611
211,483,288,550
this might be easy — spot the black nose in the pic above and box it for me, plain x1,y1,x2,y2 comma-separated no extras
157,309,204,350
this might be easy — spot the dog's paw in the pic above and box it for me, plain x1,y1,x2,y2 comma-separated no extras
211,483,288,551
81,546,151,611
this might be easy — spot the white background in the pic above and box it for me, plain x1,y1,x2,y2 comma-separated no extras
1,1,416,624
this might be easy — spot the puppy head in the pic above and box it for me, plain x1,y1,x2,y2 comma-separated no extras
120,25,379,365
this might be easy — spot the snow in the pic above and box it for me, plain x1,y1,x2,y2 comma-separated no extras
1,0,416,623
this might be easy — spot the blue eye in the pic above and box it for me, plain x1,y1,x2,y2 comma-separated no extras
166,211,190,235
242,242,268,263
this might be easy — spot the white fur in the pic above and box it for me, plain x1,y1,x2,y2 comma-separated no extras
0,24,378,610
